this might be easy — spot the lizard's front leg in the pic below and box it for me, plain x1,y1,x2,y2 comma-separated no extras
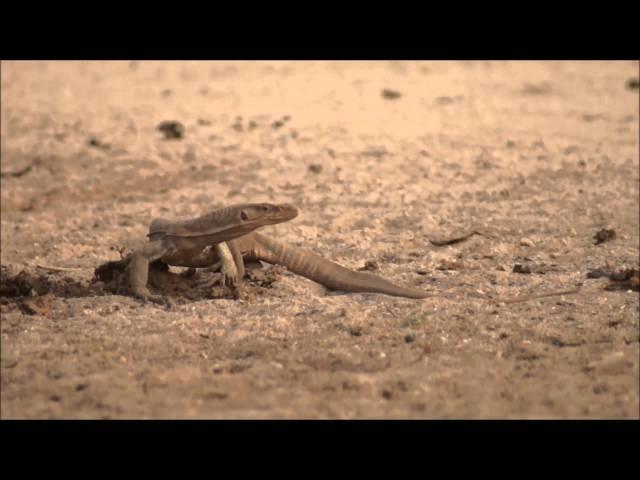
216,242,240,287
228,240,246,281
192,242,247,299
127,240,170,305
192,242,243,286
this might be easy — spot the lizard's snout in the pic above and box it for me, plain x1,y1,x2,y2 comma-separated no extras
276,203,299,219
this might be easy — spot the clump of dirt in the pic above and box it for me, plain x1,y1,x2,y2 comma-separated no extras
93,257,130,285
156,120,185,140
0,266,89,298
358,260,380,272
245,264,285,288
0,266,95,317
20,292,56,316
93,256,287,303
381,88,402,100
587,265,640,291
593,228,617,245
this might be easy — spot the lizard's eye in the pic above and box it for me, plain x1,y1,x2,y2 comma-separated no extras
241,210,249,221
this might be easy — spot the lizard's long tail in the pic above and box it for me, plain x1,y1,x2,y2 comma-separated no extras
250,233,431,299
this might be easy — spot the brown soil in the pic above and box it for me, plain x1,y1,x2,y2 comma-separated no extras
1,61,638,419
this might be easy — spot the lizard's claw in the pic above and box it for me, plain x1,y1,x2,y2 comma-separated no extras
192,272,225,289
192,261,238,287
219,264,239,287
131,286,172,308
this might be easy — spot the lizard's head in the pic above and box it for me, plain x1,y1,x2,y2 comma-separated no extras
237,203,298,227
148,203,298,241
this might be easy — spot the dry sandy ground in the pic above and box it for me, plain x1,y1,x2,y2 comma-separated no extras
1,61,638,419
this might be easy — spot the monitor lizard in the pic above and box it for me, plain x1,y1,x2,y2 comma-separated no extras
127,203,298,303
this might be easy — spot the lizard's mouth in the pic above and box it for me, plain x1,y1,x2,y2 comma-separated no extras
222,204,298,240
268,203,298,223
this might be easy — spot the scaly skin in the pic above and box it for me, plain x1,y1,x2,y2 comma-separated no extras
127,203,298,303
212,232,432,299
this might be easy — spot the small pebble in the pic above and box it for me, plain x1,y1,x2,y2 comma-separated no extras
381,88,402,100
156,120,185,140
349,326,363,337
513,264,532,274
593,228,616,245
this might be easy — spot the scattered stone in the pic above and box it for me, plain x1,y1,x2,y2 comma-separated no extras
436,259,464,271
87,136,111,150
521,82,552,95
587,266,639,291
582,113,603,122
512,264,532,274
0,158,40,178
349,325,363,337
308,163,323,174
156,120,185,140
429,230,481,246
520,238,535,247
381,88,402,100
435,96,454,105
586,352,631,375
593,228,616,245
21,293,55,316
564,145,579,155
47,369,63,379
358,260,379,272
183,148,197,163
232,117,243,132
403,312,428,328
592,383,609,394
271,115,291,130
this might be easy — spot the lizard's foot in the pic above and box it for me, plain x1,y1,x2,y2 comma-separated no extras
131,286,173,308
194,261,238,287
192,272,225,289
142,294,174,309
219,265,239,288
